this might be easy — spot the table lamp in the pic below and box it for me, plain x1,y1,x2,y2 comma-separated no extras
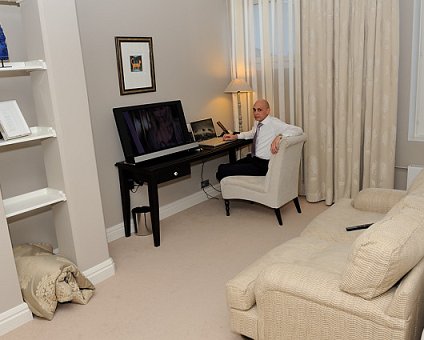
224,78,253,132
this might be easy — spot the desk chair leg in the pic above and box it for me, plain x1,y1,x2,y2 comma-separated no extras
225,200,230,216
274,208,283,225
293,197,302,213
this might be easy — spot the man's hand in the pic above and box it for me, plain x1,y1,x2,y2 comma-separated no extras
270,135,283,154
223,133,237,141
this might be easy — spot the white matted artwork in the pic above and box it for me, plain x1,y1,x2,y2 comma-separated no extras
0,100,31,140
115,36,156,95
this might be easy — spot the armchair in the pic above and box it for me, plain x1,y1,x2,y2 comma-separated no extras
220,133,307,225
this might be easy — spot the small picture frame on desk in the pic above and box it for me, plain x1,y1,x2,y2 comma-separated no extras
114,36,156,95
0,100,31,140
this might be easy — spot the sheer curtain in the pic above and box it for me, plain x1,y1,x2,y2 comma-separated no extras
227,0,297,130
228,0,399,204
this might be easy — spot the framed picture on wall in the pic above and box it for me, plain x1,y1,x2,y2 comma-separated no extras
114,36,156,95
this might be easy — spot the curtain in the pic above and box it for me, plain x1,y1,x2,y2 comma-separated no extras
296,0,399,204
227,0,297,129
228,0,399,205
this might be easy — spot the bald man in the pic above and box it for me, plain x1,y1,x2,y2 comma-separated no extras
216,99,303,181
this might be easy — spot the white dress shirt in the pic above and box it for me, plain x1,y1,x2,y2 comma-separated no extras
237,115,303,160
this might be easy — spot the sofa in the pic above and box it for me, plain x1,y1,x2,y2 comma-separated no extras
226,169,424,340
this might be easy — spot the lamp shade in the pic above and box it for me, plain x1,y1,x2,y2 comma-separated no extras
224,78,252,93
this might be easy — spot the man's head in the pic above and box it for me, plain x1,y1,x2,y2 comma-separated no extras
253,99,270,122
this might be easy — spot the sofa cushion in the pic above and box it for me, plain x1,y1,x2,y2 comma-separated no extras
352,188,407,214
301,198,384,243
340,195,424,299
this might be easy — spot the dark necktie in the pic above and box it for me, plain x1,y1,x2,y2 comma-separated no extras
251,122,263,157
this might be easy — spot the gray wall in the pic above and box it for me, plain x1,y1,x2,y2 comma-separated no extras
74,0,234,230
395,0,424,189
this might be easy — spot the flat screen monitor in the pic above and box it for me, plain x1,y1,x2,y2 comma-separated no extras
113,100,199,163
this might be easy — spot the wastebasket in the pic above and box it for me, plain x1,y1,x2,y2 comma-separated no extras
131,206,152,236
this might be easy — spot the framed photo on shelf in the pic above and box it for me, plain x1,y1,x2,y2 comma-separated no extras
115,36,156,95
0,100,31,140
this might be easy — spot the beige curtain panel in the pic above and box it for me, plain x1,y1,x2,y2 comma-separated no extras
296,0,399,204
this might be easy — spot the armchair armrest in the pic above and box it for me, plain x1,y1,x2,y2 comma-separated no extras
352,188,406,214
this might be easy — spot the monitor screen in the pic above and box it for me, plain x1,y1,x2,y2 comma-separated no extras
113,100,199,163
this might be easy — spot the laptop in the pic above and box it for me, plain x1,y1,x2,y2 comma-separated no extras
190,118,229,148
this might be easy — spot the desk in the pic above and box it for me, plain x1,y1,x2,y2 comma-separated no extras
115,139,251,247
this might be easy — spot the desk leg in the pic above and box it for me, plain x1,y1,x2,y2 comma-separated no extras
118,167,131,237
148,181,161,247
229,148,237,163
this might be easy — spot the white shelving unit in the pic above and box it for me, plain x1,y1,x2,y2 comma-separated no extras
0,64,64,221
0,2,113,334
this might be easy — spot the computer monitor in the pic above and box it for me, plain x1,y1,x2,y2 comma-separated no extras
113,100,199,163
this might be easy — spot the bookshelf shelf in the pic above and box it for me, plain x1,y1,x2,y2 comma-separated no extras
0,60,46,75
4,188,66,219
0,126,56,148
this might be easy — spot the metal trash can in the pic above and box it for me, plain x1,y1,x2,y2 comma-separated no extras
131,206,152,236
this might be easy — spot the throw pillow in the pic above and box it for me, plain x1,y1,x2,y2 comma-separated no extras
340,194,424,299
352,188,406,214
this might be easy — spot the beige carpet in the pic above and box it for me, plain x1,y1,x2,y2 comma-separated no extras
3,197,327,340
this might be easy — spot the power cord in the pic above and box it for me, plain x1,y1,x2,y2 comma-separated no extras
200,161,219,199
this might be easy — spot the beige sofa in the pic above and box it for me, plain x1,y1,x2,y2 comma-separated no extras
226,170,424,340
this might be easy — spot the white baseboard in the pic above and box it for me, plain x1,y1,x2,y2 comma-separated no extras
106,186,220,243
0,303,32,337
83,257,116,285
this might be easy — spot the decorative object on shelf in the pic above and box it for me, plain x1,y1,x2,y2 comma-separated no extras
0,100,31,140
0,23,10,68
114,36,156,95
224,78,253,132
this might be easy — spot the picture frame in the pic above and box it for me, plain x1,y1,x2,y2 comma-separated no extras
114,36,156,95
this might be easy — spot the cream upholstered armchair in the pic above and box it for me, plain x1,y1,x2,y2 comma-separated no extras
221,133,307,225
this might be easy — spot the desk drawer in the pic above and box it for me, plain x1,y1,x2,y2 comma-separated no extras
157,163,191,183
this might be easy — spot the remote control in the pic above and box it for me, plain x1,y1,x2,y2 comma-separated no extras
345,223,373,231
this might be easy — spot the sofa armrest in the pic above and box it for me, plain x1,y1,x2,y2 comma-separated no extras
254,263,397,339
388,257,424,321
352,188,406,214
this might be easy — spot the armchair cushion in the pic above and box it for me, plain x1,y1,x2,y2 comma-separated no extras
340,195,424,299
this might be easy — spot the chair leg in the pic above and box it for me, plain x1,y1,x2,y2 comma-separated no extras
225,199,230,216
293,197,302,213
274,208,283,226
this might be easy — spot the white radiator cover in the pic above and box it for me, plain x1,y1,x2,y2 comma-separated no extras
407,165,424,189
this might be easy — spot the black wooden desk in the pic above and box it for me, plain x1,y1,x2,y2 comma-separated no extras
115,139,251,247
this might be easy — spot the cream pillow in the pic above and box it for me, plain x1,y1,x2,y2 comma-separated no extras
340,195,424,299
352,188,407,214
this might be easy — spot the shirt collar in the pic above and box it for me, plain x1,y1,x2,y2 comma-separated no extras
257,115,271,126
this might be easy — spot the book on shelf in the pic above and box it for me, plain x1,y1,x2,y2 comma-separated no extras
0,100,31,140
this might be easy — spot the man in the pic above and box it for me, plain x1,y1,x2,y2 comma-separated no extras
216,99,303,181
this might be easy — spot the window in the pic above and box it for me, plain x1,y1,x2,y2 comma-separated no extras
409,0,424,141
253,0,292,62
